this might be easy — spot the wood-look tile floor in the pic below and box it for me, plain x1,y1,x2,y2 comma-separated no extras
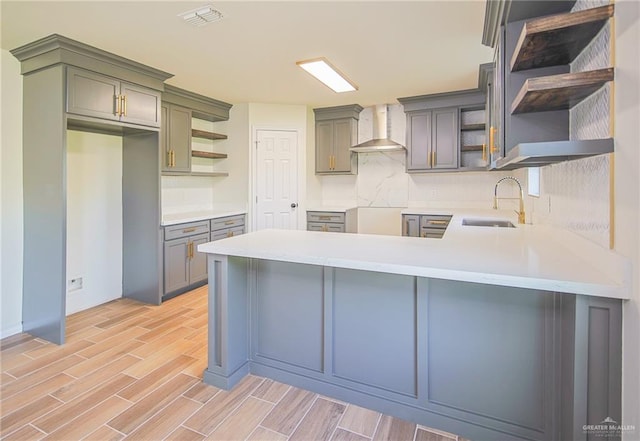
1,286,465,441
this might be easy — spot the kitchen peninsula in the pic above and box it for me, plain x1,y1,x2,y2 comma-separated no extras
198,217,628,441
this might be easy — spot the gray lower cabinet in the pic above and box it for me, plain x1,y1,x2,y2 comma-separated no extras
161,103,192,172
405,108,459,171
402,214,452,238
66,66,161,128
307,211,356,233
211,214,246,240
163,220,210,299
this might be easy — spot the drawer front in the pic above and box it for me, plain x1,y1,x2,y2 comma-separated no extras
211,215,245,231
211,226,245,241
420,215,452,229
420,227,446,239
164,220,210,241
307,211,345,224
308,222,345,233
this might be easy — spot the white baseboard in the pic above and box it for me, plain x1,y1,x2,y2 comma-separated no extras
1,324,24,340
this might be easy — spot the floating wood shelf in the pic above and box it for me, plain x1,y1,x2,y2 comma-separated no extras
511,68,614,114
510,4,614,72
191,150,227,159
191,129,227,140
460,124,486,132
162,171,229,177
461,145,484,152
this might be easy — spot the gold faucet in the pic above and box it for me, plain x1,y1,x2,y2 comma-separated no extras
494,176,525,224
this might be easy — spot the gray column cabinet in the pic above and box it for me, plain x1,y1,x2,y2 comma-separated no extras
66,66,161,128
11,34,173,344
314,105,363,175
161,103,192,172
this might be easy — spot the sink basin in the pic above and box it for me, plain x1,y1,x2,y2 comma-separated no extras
462,218,516,228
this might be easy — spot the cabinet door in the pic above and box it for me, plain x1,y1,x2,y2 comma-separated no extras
160,104,171,171
315,121,333,173
188,233,210,285
333,118,354,173
164,238,189,295
432,108,459,170
326,223,345,233
120,82,161,128
307,222,327,232
402,215,420,237
168,105,192,172
66,67,120,122
490,27,505,164
406,111,431,171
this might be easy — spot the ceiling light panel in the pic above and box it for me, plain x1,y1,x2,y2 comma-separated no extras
178,5,223,27
296,58,357,93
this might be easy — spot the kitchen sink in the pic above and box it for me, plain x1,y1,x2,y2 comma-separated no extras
462,218,516,228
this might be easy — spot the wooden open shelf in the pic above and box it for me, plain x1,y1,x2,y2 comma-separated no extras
191,129,227,141
460,123,486,132
510,4,614,72
191,150,227,159
162,171,229,177
461,145,484,152
511,68,613,114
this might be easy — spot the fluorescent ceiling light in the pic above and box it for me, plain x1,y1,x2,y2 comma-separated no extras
178,5,223,26
296,58,357,93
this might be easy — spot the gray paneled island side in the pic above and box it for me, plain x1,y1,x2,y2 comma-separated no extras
198,221,628,441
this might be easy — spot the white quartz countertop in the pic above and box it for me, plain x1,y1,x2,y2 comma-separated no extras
162,209,246,226
306,205,358,212
198,211,630,300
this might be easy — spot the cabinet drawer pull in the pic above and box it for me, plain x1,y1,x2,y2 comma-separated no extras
489,126,497,154
115,95,121,116
182,227,196,233
428,220,448,225
318,216,332,220
122,95,127,116
432,151,436,167
224,220,235,225
482,143,487,161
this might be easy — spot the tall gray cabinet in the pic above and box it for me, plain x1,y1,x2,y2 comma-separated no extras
10,35,173,344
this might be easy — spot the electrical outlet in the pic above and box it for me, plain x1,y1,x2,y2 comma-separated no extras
68,277,83,292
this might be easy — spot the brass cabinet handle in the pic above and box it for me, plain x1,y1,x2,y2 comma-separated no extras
405,220,410,235
115,95,121,116
230,231,234,237
224,220,235,225
187,241,193,259
122,95,127,116
489,126,497,154
432,151,436,167
170,150,176,167
182,227,196,233
428,220,448,225
318,216,332,220
482,143,487,162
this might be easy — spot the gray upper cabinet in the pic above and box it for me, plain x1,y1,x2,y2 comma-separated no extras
66,66,161,128
404,108,458,172
161,103,192,172
314,105,363,175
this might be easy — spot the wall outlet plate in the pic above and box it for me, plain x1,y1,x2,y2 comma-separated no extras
68,277,83,292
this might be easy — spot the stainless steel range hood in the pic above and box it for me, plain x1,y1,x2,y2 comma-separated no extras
495,138,614,170
350,104,405,153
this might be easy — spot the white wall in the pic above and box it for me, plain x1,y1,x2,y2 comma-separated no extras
1,49,23,338
615,0,640,431
65,131,123,315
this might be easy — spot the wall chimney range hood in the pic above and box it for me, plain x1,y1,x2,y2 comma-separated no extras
350,104,405,153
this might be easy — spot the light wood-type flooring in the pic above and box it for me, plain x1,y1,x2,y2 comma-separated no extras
1,286,466,441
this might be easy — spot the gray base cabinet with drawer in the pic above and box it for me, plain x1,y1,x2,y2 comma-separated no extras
163,214,246,300
402,214,452,239
211,214,246,240
163,220,210,300
307,210,357,233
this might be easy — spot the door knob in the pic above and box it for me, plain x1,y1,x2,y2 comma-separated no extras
290,203,298,208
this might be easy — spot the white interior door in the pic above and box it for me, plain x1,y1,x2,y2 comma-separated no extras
255,129,299,230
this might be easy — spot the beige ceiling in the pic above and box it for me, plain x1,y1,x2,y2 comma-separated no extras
0,1,494,107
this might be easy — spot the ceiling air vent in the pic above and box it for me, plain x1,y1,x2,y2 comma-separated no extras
178,5,224,27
